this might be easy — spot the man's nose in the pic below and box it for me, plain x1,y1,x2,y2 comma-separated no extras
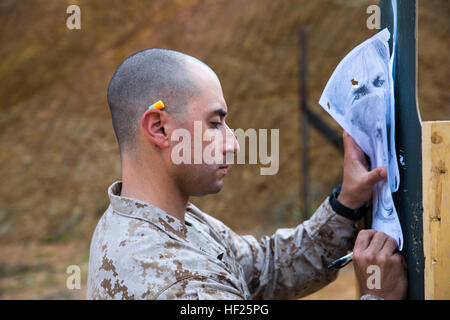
223,124,240,156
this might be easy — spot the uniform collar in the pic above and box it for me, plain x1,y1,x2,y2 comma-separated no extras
108,181,190,240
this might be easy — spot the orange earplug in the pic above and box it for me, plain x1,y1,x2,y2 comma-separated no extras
148,100,165,110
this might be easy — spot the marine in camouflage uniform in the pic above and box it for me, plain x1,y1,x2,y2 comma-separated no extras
86,181,358,300
87,48,403,300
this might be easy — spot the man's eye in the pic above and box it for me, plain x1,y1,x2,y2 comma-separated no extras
211,122,222,128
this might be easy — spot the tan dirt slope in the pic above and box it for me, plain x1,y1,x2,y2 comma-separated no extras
1,0,447,243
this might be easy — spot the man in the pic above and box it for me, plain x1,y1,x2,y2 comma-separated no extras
86,49,407,300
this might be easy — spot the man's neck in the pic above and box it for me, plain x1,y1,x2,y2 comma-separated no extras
120,157,189,223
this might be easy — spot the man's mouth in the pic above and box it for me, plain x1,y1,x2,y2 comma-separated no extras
218,164,229,174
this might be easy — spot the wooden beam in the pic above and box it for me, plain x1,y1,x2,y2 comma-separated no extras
422,121,450,299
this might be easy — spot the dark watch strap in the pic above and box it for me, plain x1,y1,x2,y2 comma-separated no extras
329,185,369,221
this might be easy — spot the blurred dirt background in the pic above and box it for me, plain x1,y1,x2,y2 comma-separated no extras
0,0,448,299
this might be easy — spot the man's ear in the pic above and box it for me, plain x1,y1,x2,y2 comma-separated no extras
141,109,170,148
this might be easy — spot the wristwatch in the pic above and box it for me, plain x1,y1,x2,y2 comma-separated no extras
329,185,370,221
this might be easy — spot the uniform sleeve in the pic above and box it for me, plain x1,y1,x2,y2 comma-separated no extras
155,275,245,300
225,197,358,299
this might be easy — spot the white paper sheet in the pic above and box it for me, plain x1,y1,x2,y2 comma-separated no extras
318,28,403,250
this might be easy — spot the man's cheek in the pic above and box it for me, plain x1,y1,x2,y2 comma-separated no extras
202,130,223,165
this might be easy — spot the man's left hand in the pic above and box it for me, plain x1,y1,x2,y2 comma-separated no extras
338,131,387,209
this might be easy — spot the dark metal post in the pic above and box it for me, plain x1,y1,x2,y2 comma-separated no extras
299,29,309,221
380,0,424,300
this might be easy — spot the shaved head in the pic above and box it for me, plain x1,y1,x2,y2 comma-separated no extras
107,48,209,154
108,48,238,199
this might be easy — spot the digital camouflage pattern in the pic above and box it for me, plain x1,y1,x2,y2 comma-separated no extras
87,181,360,300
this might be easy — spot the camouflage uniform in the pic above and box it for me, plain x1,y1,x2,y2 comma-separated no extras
87,181,359,300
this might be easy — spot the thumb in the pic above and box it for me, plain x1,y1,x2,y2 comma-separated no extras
366,167,387,186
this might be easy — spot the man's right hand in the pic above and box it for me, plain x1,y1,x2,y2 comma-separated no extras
353,230,408,300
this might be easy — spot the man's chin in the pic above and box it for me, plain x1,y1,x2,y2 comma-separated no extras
211,182,224,194
206,180,224,195
191,181,223,197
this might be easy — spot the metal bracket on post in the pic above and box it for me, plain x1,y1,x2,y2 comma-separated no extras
298,29,344,221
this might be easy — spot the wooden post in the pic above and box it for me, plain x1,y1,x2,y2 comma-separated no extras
422,121,450,299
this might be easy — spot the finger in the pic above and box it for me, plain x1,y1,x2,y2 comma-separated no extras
343,131,355,154
343,131,361,154
343,131,366,163
392,252,407,270
367,231,389,253
381,236,399,255
366,167,387,186
354,229,377,252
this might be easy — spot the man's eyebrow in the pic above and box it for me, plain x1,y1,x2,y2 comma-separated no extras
209,108,227,117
